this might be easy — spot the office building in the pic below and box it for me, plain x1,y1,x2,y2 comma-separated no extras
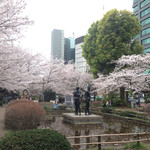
75,36,89,73
51,29,64,59
133,0,150,53
64,37,75,63
51,29,75,63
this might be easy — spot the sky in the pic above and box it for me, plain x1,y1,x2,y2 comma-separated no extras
20,0,133,59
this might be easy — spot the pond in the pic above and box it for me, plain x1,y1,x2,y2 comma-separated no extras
40,114,150,149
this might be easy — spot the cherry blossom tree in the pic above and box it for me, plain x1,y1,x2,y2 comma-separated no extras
0,0,95,98
93,54,150,95
0,0,34,95
0,46,43,91
0,47,94,97
0,0,32,45
39,59,94,96
115,54,150,93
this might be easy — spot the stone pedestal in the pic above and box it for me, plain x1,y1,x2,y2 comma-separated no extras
62,113,102,125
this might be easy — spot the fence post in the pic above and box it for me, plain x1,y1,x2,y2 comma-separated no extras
137,134,140,148
98,136,101,150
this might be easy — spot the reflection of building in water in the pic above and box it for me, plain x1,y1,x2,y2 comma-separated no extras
74,130,81,150
74,129,91,149
85,129,90,149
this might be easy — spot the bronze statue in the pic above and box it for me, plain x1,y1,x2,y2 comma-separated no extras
73,87,81,115
84,86,91,115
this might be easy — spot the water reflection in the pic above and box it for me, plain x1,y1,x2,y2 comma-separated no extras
40,115,150,149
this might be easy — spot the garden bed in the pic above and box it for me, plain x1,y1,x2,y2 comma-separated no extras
91,108,150,127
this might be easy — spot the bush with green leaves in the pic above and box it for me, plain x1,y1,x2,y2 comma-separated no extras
0,129,71,150
0,101,3,107
58,104,67,110
103,92,127,107
2,100,8,104
112,98,126,107
119,111,137,117
95,97,102,101
145,99,150,104
43,90,56,102
91,100,102,107
101,107,112,113
123,142,150,150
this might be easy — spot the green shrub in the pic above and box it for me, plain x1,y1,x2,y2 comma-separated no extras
43,90,56,102
103,92,127,107
81,102,85,107
2,100,8,104
5,99,46,130
123,142,150,150
112,98,126,107
119,111,137,117
95,97,102,101
0,129,71,150
115,111,147,120
101,107,112,113
0,101,3,107
44,106,51,111
58,105,67,110
145,100,150,104
91,101,102,107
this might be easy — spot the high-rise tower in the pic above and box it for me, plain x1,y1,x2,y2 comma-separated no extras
75,36,89,73
51,29,75,63
64,37,75,63
133,0,150,53
51,29,64,59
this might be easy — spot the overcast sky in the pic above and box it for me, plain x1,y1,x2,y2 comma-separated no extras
20,0,133,59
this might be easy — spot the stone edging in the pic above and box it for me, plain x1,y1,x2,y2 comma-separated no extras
91,110,150,127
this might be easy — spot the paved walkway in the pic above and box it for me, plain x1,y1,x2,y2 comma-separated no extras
0,106,7,139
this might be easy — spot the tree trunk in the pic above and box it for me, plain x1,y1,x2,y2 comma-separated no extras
120,87,125,101
125,91,129,104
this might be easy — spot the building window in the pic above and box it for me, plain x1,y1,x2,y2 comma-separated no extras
141,8,150,17
142,38,150,45
141,0,150,8
144,47,150,53
141,17,150,26
142,28,150,36
133,0,137,3
133,5,138,12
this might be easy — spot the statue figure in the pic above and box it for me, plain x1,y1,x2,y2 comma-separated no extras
73,87,81,115
84,86,91,115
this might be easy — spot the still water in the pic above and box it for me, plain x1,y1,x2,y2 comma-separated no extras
41,115,150,149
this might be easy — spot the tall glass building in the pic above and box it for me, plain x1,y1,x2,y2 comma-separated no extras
133,0,150,53
64,37,75,63
51,29,75,63
51,29,64,59
75,36,89,73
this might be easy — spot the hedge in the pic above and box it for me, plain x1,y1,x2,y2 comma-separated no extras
0,129,71,150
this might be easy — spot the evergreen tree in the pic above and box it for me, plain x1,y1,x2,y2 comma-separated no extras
82,9,143,78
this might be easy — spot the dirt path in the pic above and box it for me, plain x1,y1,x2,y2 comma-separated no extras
0,106,7,139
